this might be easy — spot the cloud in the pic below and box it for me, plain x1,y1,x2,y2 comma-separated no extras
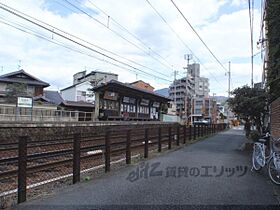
0,0,263,96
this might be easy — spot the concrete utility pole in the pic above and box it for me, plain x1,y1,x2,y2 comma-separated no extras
173,70,178,114
227,61,231,128
184,54,192,124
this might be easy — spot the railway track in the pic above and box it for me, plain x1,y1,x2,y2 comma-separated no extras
0,123,224,207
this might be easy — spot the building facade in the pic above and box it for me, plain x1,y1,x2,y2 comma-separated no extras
168,63,210,122
0,69,49,101
61,81,94,103
129,80,154,92
73,70,118,86
93,80,169,121
169,75,195,114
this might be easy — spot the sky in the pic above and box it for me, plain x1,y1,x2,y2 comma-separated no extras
0,0,265,96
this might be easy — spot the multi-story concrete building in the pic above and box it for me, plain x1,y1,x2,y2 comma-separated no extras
169,75,195,115
169,63,209,121
61,70,118,103
188,63,209,97
191,97,217,124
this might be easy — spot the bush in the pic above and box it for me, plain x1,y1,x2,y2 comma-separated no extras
249,130,260,142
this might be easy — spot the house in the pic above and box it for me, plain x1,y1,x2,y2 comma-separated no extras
129,80,154,92
59,100,95,121
60,81,94,103
92,80,169,121
73,70,118,86
43,90,64,105
61,70,119,103
0,69,49,101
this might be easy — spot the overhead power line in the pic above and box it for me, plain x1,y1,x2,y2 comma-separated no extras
0,3,172,82
146,0,227,91
0,17,171,83
170,0,228,73
84,0,174,70
2,2,170,79
62,0,174,72
0,5,172,83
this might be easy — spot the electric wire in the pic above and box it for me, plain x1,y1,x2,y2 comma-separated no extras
0,3,172,83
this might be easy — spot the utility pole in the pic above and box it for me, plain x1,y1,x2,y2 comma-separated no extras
184,54,192,124
227,61,231,128
173,70,178,114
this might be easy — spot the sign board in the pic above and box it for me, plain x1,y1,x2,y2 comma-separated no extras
17,97,33,108
104,91,118,101
152,102,160,108
140,99,149,106
123,96,136,104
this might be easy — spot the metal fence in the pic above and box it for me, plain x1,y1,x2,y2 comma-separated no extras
0,123,227,206
0,106,94,122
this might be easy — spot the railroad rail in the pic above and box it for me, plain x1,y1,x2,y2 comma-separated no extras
0,123,226,205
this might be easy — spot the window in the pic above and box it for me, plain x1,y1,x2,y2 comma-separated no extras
121,104,135,113
77,91,86,101
138,106,149,114
101,99,119,110
195,109,201,114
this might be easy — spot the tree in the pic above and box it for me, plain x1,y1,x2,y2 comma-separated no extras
227,85,267,132
5,83,27,103
266,0,280,101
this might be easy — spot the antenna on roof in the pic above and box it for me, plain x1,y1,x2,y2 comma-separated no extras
17,60,21,70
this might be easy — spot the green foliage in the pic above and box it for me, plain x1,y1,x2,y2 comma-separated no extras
227,85,267,131
5,83,27,103
266,0,280,101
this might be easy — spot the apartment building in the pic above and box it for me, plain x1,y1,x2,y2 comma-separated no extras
169,75,195,115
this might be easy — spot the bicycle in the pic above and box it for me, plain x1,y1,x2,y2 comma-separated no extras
252,132,280,185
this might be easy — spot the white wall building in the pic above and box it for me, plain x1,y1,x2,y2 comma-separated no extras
61,81,94,103
73,70,118,86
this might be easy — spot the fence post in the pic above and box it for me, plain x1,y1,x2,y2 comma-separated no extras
183,125,186,144
168,127,172,149
73,133,81,184
189,125,192,141
202,125,204,137
194,124,197,140
158,127,162,152
144,128,149,158
176,125,180,146
105,129,111,172
126,129,131,164
18,136,27,204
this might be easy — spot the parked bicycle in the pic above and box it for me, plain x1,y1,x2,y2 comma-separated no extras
252,132,280,185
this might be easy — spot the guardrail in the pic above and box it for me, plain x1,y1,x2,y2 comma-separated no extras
0,123,227,205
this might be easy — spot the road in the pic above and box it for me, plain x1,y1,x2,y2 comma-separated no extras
13,127,280,209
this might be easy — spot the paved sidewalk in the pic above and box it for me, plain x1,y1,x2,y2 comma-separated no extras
12,127,280,209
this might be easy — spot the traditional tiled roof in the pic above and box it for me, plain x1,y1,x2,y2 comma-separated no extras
60,100,95,108
92,80,169,102
0,69,49,87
